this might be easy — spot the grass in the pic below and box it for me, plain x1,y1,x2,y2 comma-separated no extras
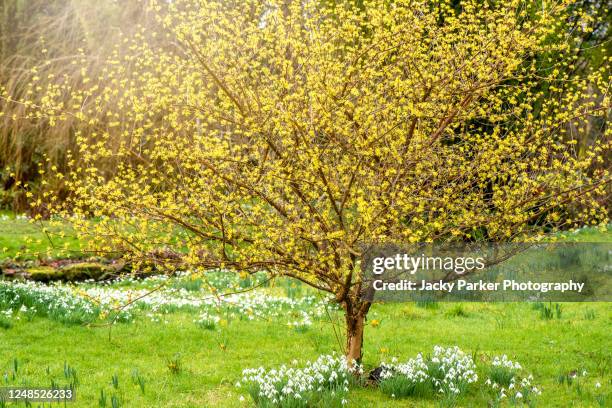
0,219,610,406
0,215,609,263
0,213,83,261
0,302,609,407
555,226,612,243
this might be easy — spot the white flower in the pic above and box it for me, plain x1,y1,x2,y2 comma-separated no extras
239,396,245,402
516,391,523,399
595,382,601,388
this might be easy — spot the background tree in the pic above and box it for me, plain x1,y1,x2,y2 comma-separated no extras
19,0,610,362
0,0,159,211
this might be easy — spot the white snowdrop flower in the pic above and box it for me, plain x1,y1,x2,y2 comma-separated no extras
239,396,245,402
595,382,601,388
516,391,523,399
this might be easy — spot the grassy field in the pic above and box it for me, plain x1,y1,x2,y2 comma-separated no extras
0,213,82,261
0,298,609,407
0,214,608,262
0,219,610,407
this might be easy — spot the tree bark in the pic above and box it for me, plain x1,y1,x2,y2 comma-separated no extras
344,301,371,365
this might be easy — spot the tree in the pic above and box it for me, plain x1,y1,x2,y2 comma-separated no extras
0,0,160,211
21,0,610,363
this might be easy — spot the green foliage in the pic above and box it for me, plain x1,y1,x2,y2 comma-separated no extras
0,214,82,261
0,314,12,330
584,309,597,320
445,304,469,318
131,369,146,395
64,361,79,388
415,298,439,310
166,354,182,375
378,374,434,399
533,302,563,320
173,277,203,292
111,394,121,408
195,314,218,331
489,365,518,388
99,389,107,407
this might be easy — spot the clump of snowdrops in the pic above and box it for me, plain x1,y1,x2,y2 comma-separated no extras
378,346,478,399
238,354,361,407
485,354,541,406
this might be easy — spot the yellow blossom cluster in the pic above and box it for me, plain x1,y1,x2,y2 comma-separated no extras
18,0,610,324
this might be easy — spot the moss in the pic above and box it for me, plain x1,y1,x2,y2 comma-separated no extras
60,262,111,281
26,266,60,282
22,262,115,282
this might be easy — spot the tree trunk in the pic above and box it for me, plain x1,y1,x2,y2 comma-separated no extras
344,301,371,365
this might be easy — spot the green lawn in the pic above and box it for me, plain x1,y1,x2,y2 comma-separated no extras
0,220,610,407
0,215,609,263
0,301,609,407
0,214,82,261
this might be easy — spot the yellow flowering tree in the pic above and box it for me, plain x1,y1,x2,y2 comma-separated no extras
0,0,160,211
23,0,610,362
